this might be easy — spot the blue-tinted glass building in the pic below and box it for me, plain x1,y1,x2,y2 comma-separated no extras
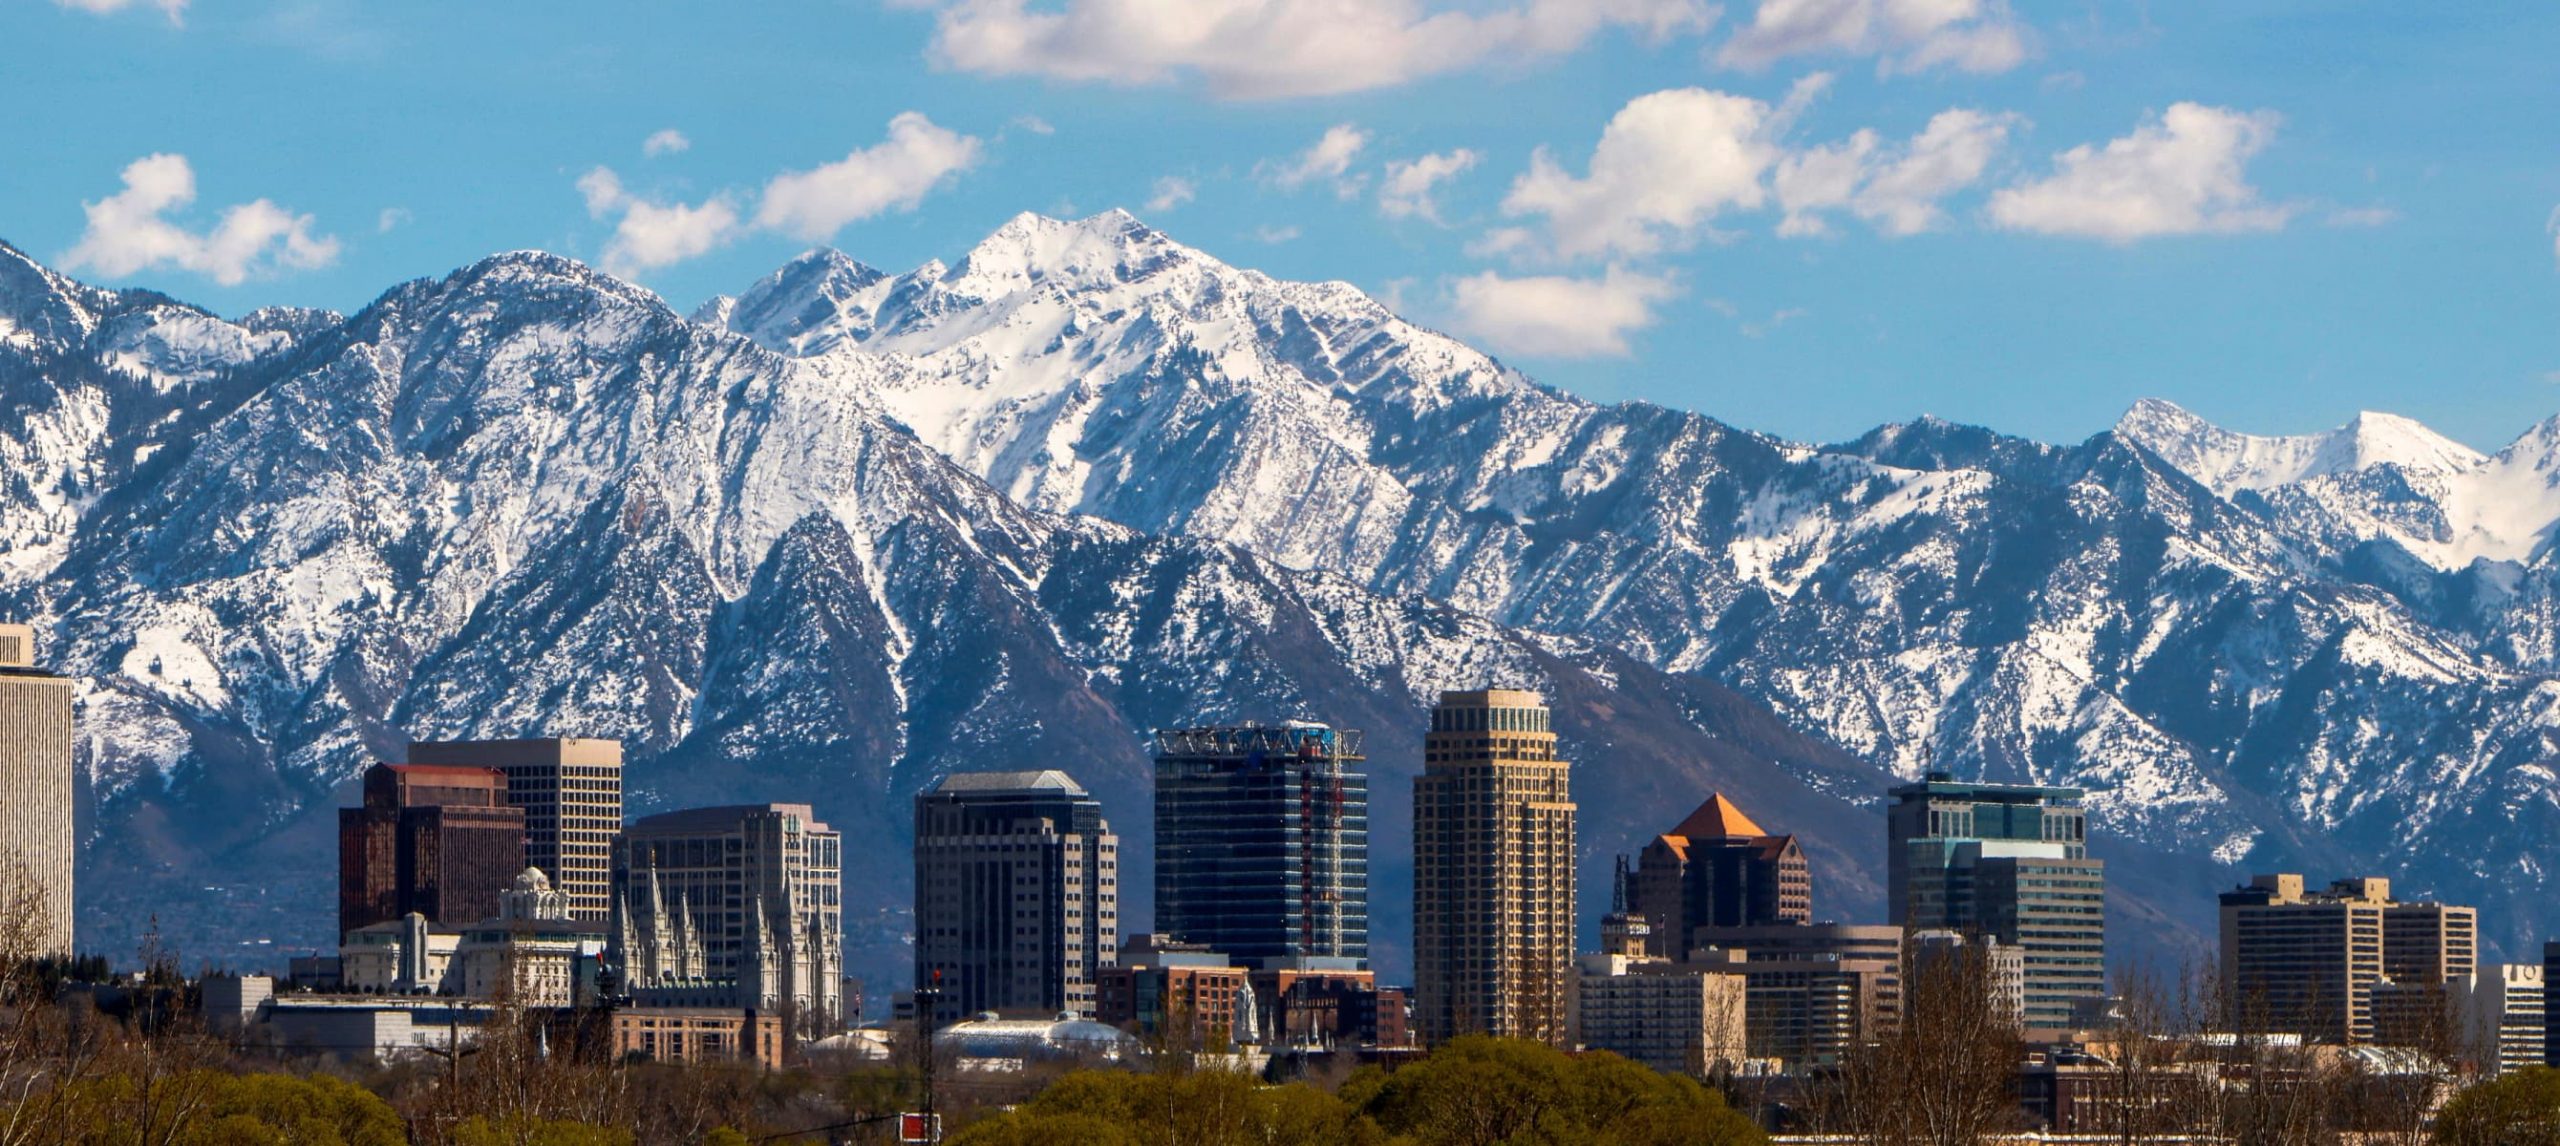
1887,773,2103,1029
1153,723,1368,970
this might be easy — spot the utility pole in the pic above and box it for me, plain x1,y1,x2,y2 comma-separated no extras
915,970,942,1144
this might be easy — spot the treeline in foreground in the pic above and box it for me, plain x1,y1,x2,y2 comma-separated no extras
947,1037,1766,1146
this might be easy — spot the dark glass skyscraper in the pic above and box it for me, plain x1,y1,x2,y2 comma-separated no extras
1887,774,2103,1029
338,762,526,934
1153,723,1369,969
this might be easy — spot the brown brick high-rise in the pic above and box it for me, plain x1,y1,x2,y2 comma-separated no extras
1630,793,1812,959
339,763,525,934
1413,688,1576,1047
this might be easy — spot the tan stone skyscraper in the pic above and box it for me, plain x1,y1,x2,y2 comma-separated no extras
0,623,74,955
1413,688,1576,1046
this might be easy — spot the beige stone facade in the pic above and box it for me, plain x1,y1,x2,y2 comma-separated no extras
1413,688,1576,1046
0,623,74,955
1570,953,1748,1077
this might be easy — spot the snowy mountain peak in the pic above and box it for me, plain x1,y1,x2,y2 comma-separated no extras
724,247,891,356
940,209,1193,300
2115,398,2484,496
0,237,105,351
438,249,665,311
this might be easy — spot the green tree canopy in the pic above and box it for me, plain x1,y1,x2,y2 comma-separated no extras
2435,1067,2560,1146
947,1066,1382,1146
1340,1037,1765,1146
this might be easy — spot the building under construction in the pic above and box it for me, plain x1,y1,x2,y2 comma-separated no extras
1153,722,1369,970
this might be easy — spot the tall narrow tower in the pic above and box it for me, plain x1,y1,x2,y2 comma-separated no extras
0,623,73,955
1413,688,1576,1046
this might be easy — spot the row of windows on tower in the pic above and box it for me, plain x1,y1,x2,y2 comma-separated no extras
1429,706,1551,733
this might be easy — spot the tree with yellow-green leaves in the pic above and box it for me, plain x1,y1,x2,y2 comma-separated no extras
948,1038,1765,1146
1342,1036,1765,1146
948,1066,1383,1146
2433,1067,2560,1146
36,1070,406,1145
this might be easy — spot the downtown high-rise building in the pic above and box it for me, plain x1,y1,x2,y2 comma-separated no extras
1153,722,1368,969
1413,688,1577,1047
0,623,73,955
611,803,844,1032
1629,792,1811,959
409,737,622,921
1887,774,2104,1029
913,770,1119,1023
338,762,527,933
2220,873,2476,1044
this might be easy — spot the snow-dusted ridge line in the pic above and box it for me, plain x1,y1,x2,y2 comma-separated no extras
12,213,2560,973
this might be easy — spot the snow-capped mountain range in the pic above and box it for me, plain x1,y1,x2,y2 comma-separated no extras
7,210,2560,987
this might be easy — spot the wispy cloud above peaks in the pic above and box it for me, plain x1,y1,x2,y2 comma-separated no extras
910,0,1718,99
1266,124,1371,197
1990,103,2289,242
577,167,742,275
642,129,691,157
63,154,338,286
55,0,185,24
756,112,982,239
1380,149,1480,223
1777,107,2018,237
1448,266,1678,357
1146,176,1196,212
1719,0,2028,75
574,113,982,276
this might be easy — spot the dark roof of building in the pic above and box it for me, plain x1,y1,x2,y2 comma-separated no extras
626,803,823,834
376,763,505,781
930,770,1088,796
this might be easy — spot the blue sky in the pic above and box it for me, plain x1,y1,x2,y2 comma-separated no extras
4,0,2555,448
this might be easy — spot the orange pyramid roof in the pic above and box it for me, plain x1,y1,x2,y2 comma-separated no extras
1670,793,1768,840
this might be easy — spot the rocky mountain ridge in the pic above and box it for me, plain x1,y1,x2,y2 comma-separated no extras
6,213,2559,990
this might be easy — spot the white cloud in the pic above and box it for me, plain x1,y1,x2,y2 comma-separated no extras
913,0,1718,100
1011,114,1057,135
62,154,339,287
1772,131,1873,237
643,129,692,158
572,112,982,276
1379,149,1480,223
1255,224,1302,244
1447,266,1677,357
1989,102,2291,242
1777,107,2017,236
55,0,185,23
2548,205,2560,269
1500,87,1778,260
577,167,744,276
755,112,983,241
1146,176,1197,212
1857,109,2015,234
1267,124,1371,198
377,207,412,233
1720,0,2028,75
